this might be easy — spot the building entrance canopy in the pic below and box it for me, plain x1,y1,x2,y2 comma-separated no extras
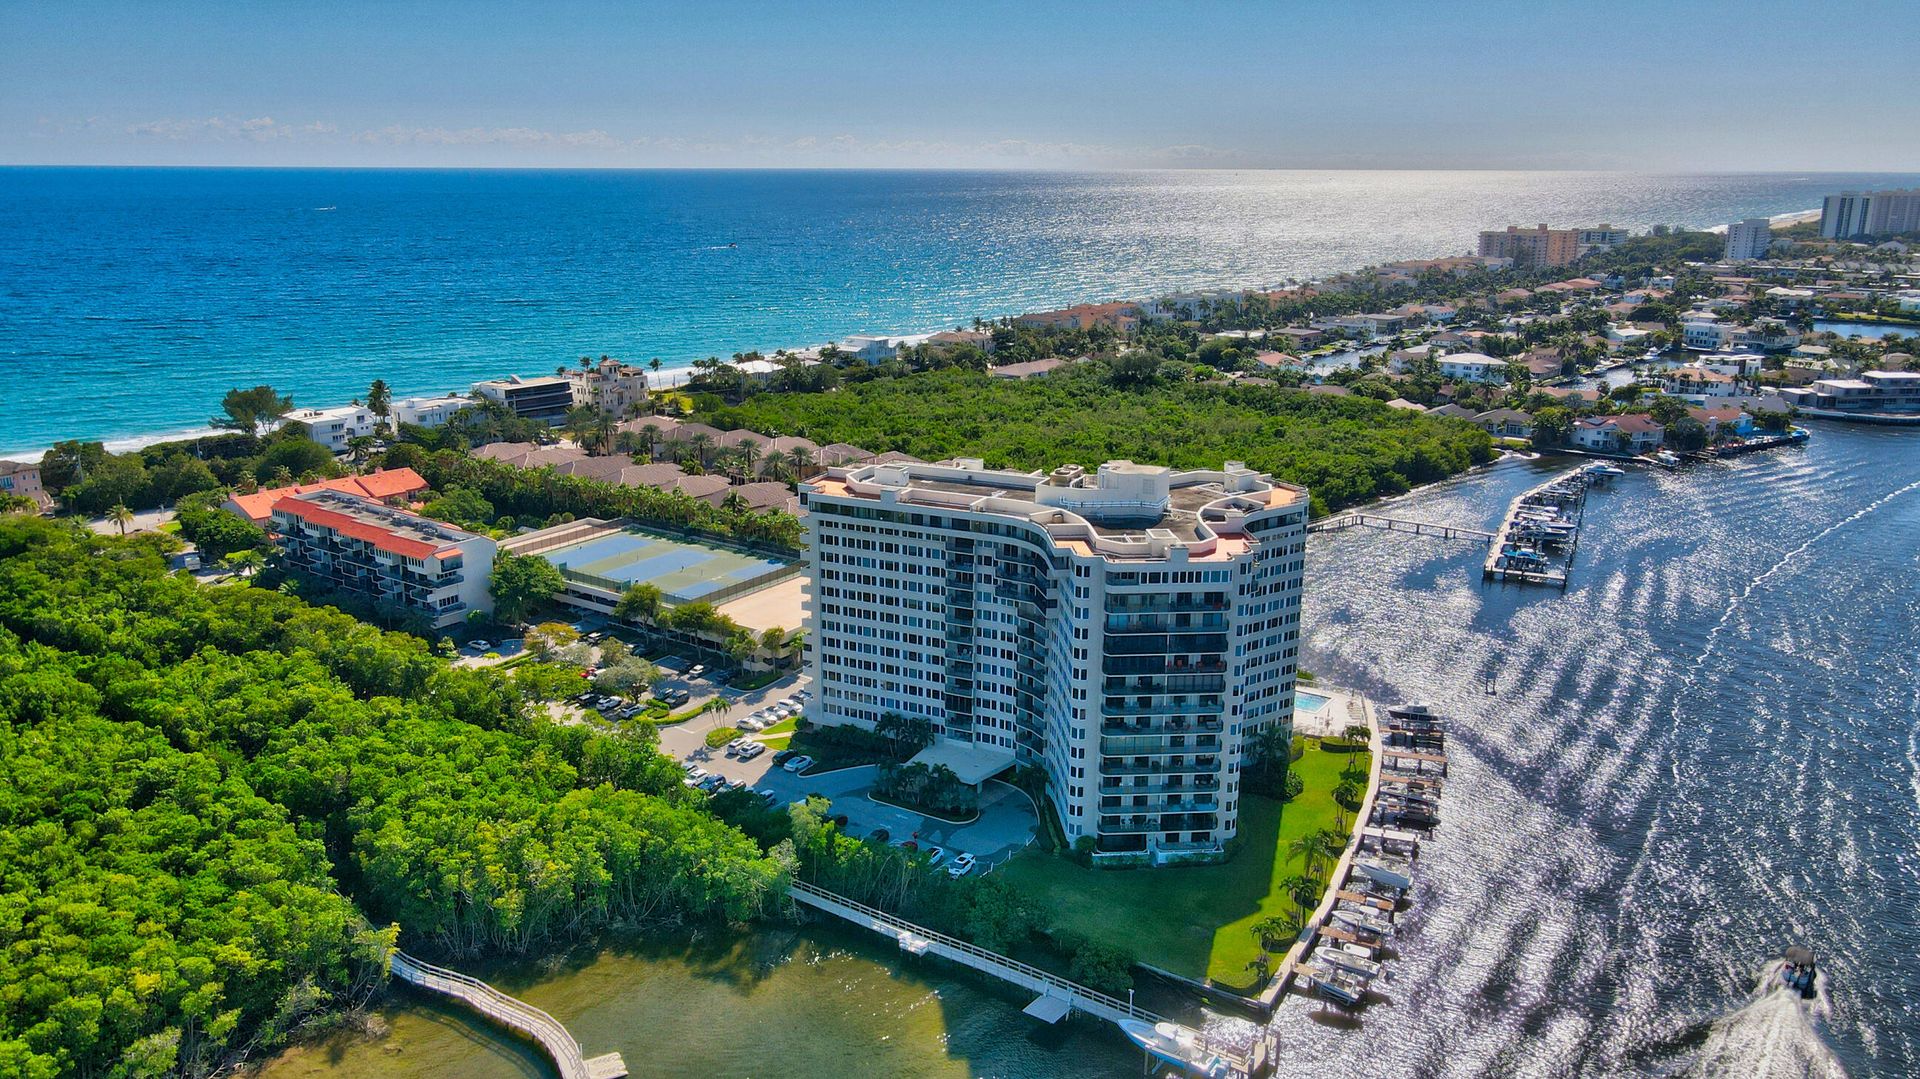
910,740,1017,786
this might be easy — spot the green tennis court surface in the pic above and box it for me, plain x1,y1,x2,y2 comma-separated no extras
541,527,796,604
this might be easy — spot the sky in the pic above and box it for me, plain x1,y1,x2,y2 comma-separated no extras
4,0,1917,171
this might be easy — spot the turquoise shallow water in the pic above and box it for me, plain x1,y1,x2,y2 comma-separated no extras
5,167,1920,457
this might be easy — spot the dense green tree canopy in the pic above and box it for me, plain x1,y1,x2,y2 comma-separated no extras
706,366,1493,514
0,517,784,1076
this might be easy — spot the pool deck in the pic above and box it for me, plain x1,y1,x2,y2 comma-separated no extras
1291,684,1368,738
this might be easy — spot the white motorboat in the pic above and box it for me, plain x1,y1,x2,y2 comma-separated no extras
1331,906,1393,937
1306,963,1369,1006
1118,1019,1228,1078
1653,450,1681,468
1317,944,1383,980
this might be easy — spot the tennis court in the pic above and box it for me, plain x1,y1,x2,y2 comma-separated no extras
539,527,797,605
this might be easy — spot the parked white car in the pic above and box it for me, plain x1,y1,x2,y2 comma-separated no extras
946,852,976,877
783,755,814,774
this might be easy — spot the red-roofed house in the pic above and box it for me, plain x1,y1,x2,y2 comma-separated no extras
223,467,429,526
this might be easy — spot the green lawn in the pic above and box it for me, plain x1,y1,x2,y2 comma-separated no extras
995,738,1365,992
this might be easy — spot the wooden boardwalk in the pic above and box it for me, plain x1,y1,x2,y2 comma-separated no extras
1309,512,1494,543
389,951,627,1079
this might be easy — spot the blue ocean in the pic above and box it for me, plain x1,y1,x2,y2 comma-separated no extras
3,167,1918,457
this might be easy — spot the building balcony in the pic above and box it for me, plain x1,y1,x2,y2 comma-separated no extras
1104,633,1229,656
1098,756,1221,777
1099,777,1218,796
1103,657,1227,677
1102,697,1223,717
1104,613,1228,634
1100,734,1221,756
1105,596,1229,615
1101,716,1223,736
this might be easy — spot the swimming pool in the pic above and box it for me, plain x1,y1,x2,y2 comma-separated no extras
1296,689,1331,712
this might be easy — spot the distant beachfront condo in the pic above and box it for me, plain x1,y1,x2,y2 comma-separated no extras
1478,224,1576,267
1819,188,1920,240
269,490,496,629
800,458,1308,862
1724,218,1772,261
472,374,576,422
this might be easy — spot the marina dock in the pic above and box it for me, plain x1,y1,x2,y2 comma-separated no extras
1482,465,1604,589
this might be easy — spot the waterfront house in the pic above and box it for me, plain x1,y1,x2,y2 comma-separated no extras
1425,403,1481,421
1012,302,1141,333
565,358,652,417
1779,370,1920,414
1535,385,1603,406
1686,405,1754,440
0,459,52,511
1571,415,1665,454
1473,408,1535,440
1270,326,1327,348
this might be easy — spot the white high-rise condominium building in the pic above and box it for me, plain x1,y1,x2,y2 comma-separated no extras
1820,189,1920,239
1724,218,1771,260
801,457,1309,862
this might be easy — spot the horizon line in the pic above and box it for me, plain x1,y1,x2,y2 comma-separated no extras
4,162,1920,175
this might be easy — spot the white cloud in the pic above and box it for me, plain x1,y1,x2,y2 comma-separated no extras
107,115,1245,165
353,125,620,148
126,116,297,142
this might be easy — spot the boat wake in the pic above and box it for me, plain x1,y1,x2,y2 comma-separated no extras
1688,962,1847,1079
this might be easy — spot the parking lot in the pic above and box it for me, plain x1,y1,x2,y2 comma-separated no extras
665,714,1041,872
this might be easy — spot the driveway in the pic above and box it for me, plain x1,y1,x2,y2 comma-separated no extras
87,507,176,536
663,738,1039,868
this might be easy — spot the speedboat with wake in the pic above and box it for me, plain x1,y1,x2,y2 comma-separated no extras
1781,944,1817,999
1118,1019,1228,1077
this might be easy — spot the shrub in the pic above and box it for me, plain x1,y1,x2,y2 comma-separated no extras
704,726,740,748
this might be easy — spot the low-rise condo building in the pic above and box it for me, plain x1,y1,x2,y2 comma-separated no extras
392,394,474,428
1780,370,1920,415
801,457,1309,863
0,459,51,511
269,490,495,629
472,375,576,422
280,404,376,453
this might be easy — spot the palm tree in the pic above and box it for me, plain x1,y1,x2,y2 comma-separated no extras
735,440,762,479
686,432,714,469
786,446,815,480
346,434,376,467
107,503,134,536
590,410,616,456
367,379,392,435
223,548,267,578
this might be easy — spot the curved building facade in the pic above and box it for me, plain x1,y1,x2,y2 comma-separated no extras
801,457,1308,862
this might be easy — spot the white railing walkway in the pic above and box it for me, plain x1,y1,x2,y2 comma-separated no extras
789,881,1162,1026
389,951,626,1079
789,881,1257,1074
1308,512,1494,542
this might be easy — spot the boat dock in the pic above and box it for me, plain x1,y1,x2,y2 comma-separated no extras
1282,702,1451,1012
1482,465,1604,589
388,951,627,1079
